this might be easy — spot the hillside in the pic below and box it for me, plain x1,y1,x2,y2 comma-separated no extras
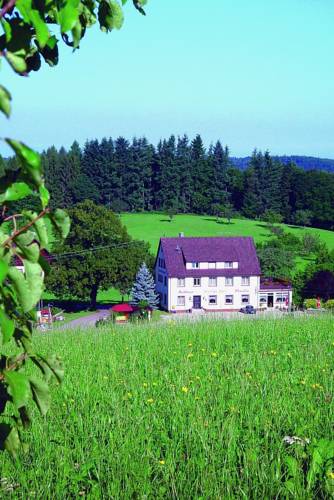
231,155,334,172
120,213,334,254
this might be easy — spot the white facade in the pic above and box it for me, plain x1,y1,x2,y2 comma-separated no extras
155,242,292,313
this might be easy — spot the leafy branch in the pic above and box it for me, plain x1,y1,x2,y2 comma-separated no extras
0,0,148,455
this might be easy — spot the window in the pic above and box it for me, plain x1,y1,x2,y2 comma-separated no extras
241,294,249,304
225,277,233,286
259,296,267,304
164,294,167,304
159,258,165,269
193,278,201,286
209,295,217,305
158,274,163,283
224,262,233,269
241,276,250,286
177,296,185,306
164,276,167,286
208,262,216,269
192,262,200,269
177,278,185,287
225,295,234,304
276,294,288,303
209,277,217,287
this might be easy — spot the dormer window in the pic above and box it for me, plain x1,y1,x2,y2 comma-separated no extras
208,262,216,269
224,262,233,269
192,262,200,269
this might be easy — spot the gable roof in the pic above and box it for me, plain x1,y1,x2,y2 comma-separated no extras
159,236,261,278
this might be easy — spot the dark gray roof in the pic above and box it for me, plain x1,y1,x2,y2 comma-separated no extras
159,236,261,278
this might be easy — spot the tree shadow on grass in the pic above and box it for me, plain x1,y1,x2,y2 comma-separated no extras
201,218,235,225
159,219,173,222
43,299,118,312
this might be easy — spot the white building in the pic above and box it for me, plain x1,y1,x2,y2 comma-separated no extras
155,235,292,312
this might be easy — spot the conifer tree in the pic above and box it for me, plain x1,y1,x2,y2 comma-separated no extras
131,262,159,309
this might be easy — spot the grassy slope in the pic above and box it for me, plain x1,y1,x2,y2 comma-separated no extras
2,316,333,497
121,213,334,254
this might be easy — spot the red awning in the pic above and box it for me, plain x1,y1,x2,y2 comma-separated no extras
111,303,135,313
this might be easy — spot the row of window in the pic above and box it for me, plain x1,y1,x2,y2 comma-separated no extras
177,295,250,306
177,276,250,287
191,261,234,269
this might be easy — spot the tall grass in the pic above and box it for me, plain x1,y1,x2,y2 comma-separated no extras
0,316,333,497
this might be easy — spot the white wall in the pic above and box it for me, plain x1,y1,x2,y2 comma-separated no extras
168,275,260,312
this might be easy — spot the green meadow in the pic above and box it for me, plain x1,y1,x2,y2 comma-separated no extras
1,316,333,497
121,213,334,254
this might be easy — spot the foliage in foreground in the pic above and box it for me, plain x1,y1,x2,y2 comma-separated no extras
0,0,147,455
0,316,333,497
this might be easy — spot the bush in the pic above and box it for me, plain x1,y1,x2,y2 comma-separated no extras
324,299,334,310
303,298,320,309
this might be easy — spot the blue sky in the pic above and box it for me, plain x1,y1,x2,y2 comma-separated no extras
2,0,334,157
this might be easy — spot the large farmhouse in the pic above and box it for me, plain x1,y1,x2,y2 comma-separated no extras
155,235,292,312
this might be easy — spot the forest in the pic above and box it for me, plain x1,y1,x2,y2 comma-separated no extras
3,134,334,230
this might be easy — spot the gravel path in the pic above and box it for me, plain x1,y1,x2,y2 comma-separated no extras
60,310,111,330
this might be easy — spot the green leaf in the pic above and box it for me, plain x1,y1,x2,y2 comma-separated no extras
50,209,71,239
39,184,50,208
24,260,44,307
0,182,33,202
29,377,50,416
5,51,27,74
0,260,8,283
16,0,50,47
16,240,40,263
0,308,15,343
4,371,31,409
32,354,64,383
0,84,12,118
25,212,48,248
58,0,80,33
5,139,42,186
38,35,59,67
0,424,20,457
98,0,124,32
7,266,32,312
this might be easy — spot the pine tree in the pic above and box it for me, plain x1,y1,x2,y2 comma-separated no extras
131,262,159,309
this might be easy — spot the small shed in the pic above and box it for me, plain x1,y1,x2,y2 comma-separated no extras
111,303,152,323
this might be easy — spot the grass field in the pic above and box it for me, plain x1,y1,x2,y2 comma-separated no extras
1,316,333,497
121,213,334,254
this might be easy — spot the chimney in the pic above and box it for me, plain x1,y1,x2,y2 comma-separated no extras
179,232,184,238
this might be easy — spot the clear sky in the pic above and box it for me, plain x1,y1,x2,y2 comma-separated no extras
2,0,334,157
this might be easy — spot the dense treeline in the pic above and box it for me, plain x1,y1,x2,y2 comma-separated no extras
3,134,334,230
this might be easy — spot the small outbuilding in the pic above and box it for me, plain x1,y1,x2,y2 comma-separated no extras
111,303,152,323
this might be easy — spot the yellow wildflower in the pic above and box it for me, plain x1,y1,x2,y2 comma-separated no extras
300,379,306,385
181,386,189,393
211,352,218,358
311,383,323,390
143,382,148,388
195,376,200,380
270,350,277,356
146,398,154,403
188,343,192,347
327,471,334,480
187,353,194,359
127,392,133,398
158,460,165,465
245,372,252,379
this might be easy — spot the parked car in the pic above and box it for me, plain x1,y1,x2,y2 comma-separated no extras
240,305,256,314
